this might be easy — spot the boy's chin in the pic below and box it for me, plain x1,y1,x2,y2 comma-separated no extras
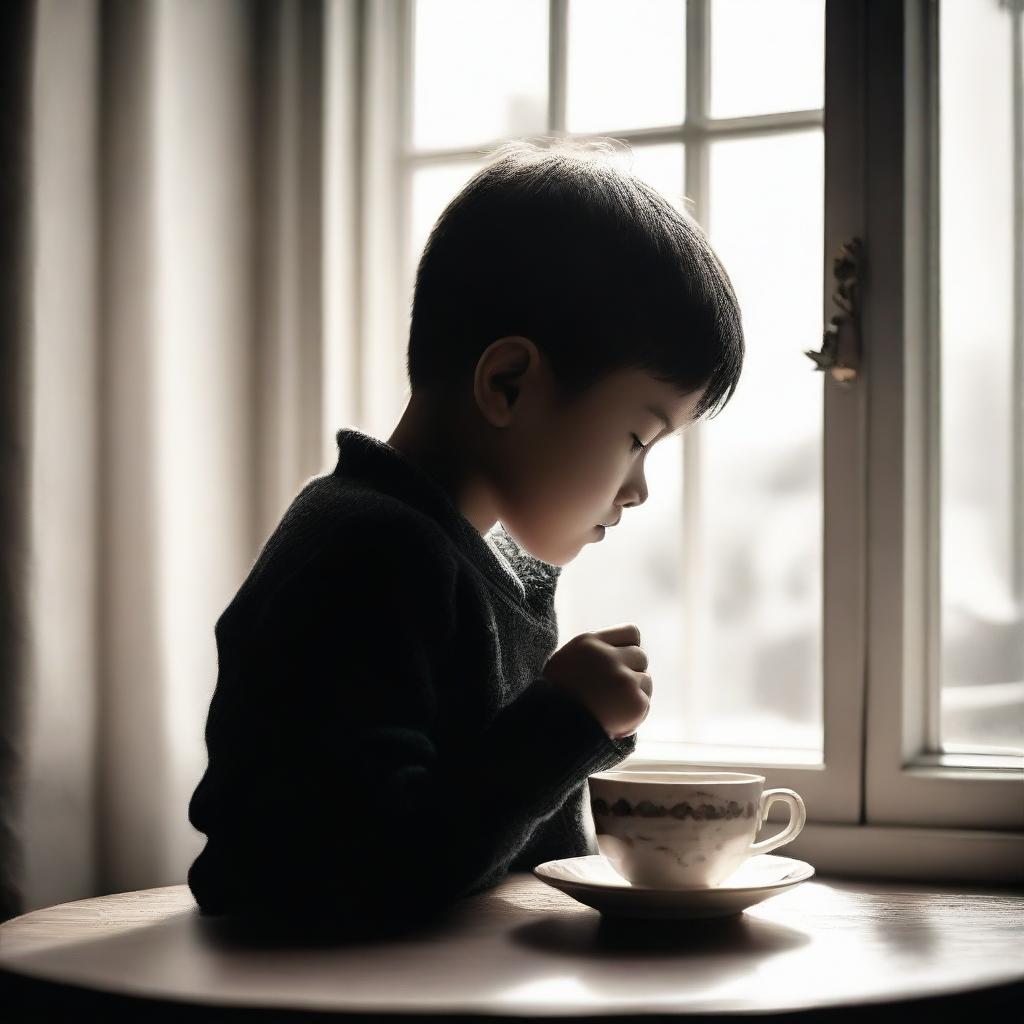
501,517,601,567
529,536,588,568
504,528,576,568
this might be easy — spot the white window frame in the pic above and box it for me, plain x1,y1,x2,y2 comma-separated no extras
862,0,1023,830
357,0,1024,881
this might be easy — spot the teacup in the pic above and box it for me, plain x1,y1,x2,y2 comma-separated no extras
588,770,806,889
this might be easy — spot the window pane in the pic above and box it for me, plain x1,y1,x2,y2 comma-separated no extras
709,0,824,119
702,130,825,751
412,0,548,151
555,434,690,747
938,0,1024,756
567,0,685,133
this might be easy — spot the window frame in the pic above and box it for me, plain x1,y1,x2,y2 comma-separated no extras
364,0,1024,876
862,0,1024,829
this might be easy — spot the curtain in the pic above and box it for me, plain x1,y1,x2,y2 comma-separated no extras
1,0,37,925
2,0,375,919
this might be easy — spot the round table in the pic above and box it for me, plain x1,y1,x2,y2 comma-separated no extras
1,872,1022,1021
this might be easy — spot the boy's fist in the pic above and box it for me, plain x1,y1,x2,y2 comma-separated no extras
541,623,653,740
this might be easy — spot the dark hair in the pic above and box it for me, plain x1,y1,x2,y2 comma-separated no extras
406,138,744,422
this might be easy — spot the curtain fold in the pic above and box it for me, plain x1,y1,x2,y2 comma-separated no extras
3,0,367,918
1,0,37,925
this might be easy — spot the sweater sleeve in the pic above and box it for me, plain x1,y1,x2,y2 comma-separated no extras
243,522,628,926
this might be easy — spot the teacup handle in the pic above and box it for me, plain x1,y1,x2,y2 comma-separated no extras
748,788,807,854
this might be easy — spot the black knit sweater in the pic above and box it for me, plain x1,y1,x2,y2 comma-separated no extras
186,427,635,928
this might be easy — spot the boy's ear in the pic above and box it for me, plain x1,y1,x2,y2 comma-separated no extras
473,336,539,428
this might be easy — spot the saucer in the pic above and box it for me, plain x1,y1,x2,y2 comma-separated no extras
533,853,814,920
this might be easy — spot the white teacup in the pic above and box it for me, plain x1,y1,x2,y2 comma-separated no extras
588,770,807,889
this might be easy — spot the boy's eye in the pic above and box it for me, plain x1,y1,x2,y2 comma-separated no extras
631,434,648,453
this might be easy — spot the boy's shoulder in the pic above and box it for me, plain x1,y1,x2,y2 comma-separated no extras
237,472,459,614
286,470,457,570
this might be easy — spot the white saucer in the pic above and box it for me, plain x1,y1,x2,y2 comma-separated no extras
533,853,814,920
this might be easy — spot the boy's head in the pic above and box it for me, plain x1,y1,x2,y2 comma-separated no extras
401,138,744,566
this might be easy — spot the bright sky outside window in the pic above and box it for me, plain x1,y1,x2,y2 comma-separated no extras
937,0,1024,756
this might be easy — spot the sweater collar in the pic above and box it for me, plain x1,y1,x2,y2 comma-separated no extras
332,428,561,615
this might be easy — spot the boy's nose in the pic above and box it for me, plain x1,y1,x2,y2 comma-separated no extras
619,479,648,510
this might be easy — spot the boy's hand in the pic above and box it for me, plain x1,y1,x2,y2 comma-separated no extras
541,624,652,740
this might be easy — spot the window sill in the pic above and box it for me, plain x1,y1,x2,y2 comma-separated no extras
784,822,1024,885
629,738,826,769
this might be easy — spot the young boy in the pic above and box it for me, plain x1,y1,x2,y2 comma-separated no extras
186,138,744,932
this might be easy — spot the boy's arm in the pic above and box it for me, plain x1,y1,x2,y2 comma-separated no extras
260,522,630,924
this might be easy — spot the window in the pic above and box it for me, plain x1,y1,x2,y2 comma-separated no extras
863,0,1023,829
936,0,1022,759
378,0,1024,853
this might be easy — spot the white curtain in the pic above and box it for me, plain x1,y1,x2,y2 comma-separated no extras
7,0,384,916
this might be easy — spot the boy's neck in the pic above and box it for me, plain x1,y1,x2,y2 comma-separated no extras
387,390,499,537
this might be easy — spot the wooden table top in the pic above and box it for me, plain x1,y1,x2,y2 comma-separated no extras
1,872,1022,1019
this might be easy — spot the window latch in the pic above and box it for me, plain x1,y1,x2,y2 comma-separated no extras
805,237,863,386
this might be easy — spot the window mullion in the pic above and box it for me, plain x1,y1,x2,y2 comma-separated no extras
1012,0,1024,615
685,0,709,224
681,0,709,750
402,112,823,168
548,0,567,134
923,0,943,755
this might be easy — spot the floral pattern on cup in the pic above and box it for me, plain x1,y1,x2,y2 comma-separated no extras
591,797,757,821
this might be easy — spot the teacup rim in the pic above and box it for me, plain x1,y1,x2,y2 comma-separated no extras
589,770,765,785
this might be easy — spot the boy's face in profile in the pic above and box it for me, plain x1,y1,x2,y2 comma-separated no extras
486,347,706,567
